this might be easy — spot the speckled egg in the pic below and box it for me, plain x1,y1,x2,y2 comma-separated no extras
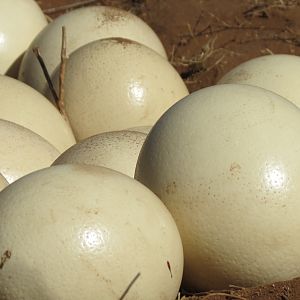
53,130,146,177
218,54,300,108
135,84,300,290
0,164,183,299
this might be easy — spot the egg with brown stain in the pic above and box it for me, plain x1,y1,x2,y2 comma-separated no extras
19,5,167,95
49,38,189,141
136,84,300,290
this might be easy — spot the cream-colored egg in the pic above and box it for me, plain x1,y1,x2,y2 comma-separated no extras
0,75,75,152
218,54,300,108
127,126,152,134
0,119,59,183
135,84,300,290
0,164,183,299
0,0,47,76
53,130,146,177
18,5,167,95
0,174,8,191
49,38,188,141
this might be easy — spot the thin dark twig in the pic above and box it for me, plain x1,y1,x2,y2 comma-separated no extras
119,272,141,300
32,47,59,104
178,25,287,43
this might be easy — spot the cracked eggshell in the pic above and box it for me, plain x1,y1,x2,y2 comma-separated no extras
0,119,59,183
50,38,189,141
0,174,8,191
53,130,147,177
18,5,167,95
0,164,183,300
0,75,75,152
135,84,300,290
218,54,300,109
0,0,47,76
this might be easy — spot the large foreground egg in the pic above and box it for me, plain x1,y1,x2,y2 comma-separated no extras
18,5,167,95
50,38,188,141
218,54,300,108
0,164,183,299
53,130,147,177
0,75,75,152
0,119,59,183
135,84,300,290
0,0,47,75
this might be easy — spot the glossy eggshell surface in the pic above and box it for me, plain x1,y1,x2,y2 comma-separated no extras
50,39,188,141
18,5,167,95
53,130,147,177
0,164,183,300
0,0,47,75
0,75,75,152
135,84,300,290
0,174,8,191
0,119,59,183
218,54,300,108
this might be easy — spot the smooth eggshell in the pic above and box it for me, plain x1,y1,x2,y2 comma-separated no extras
0,75,75,152
0,164,183,299
135,84,300,290
0,174,8,191
0,119,59,183
50,38,189,141
0,0,47,75
218,54,300,108
18,5,167,95
53,130,147,177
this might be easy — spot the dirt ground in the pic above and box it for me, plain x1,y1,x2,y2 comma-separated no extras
36,0,300,299
38,0,300,94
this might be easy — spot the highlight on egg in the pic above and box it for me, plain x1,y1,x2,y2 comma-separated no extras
48,38,188,141
0,164,183,299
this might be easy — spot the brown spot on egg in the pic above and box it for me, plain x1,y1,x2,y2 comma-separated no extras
230,162,241,175
166,181,177,195
0,250,12,270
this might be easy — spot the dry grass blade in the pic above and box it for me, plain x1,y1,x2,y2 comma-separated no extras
200,292,247,300
32,47,59,105
119,272,141,300
58,26,70,123
228,285,246,290
171,37,220,80
42,0,98,14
